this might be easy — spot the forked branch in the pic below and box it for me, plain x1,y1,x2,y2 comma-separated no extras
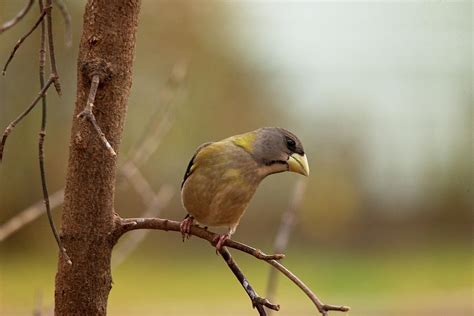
38,0,71,265
268,260,349,315
115,216,349,315
45,0,61,94
0,63,186,241
77,74,117,156
0,0,69,264
219,247,279,315
0,75,55,162
2,5,49,75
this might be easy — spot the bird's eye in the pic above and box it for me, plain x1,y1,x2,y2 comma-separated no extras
286,138,296,150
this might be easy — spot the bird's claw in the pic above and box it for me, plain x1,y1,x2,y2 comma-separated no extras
213,234,230,254
179,216,194,241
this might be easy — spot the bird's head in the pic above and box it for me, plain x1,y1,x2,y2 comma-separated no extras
235,127,309,178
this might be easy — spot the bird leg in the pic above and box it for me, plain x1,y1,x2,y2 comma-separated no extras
179,214,194,241
213,233,230,252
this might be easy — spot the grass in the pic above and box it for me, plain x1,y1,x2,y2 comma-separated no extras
0,242,472,315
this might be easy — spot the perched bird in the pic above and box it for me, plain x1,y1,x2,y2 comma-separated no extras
180,127,309,250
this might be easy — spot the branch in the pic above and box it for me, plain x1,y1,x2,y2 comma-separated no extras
38,0,70,265
77,74,116,156
0,0,35,34
266,178,306,310
219,247,279,315
45,0,61,95
52,0,72,47
116,217,284,261
268,260,349,316
0,75,55,162
0,63,185,238
0,189,64,241
116,216,281,314
2,5,49,75
115,216,349,315
0,62,185,240
126,61,187,167
120,161,159,205
112,185,174,267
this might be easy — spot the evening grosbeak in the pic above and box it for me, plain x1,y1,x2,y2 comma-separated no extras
180,127,309,250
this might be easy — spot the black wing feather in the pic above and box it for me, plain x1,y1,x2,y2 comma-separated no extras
181,142,213,189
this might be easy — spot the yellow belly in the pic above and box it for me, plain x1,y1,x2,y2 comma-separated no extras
181,169,258,227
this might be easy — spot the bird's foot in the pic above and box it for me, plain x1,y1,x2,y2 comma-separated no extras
213,234,230,253
179,215,194,242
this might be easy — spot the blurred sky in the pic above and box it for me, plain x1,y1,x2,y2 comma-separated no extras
224,1,472,206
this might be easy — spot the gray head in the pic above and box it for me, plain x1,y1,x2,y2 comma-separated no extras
251,127,309,177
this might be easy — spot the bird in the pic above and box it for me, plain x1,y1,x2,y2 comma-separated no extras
180,127,309,251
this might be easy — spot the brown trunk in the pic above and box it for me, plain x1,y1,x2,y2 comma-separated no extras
55,1,140,315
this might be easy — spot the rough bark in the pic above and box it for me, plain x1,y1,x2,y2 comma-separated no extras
55,1,140,315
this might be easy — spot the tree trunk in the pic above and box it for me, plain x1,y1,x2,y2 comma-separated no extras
55,1,140,315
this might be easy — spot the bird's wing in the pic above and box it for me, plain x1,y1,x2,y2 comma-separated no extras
181,142,213,189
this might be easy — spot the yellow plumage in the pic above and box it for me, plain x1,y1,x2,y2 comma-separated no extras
180,127,309,249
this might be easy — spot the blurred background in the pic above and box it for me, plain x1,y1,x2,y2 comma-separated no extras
0,1,472,315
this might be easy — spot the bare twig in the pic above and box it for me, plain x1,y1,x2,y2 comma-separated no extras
120,161,159,205
268,260,350,316
219,247,279,315
1,64,184,240
2,6,49,75
117,217,284,261
0,75,55,162
266,178,306,311
0,189,64,241
38,0,70,265
0,0,35,34
127,62,187,167
77,74,116,156
0,161,160,241
112,185,174,267
52,0,72,47
45,0,61,95
116,216,348,315
0,82,182,238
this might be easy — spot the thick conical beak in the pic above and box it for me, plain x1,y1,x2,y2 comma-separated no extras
287,153,310,176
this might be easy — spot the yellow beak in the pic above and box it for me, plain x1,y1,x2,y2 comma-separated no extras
287,153,310,176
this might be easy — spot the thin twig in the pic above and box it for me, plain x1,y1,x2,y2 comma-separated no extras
0,0,35,34
117,217,284,261
44,0,61,95
0,189,64,241
120,161,159,205
266,178,306,312
52,0,72,47
2,6,49,75
0,75,55,162
117,216,348,315
77,74,116,156
0,161,158,241
0,84,181,238
219,247,280,315
38,0,70,265
268,260,350,315
127,62,187,167
112,185,174,267
1,65,184,239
